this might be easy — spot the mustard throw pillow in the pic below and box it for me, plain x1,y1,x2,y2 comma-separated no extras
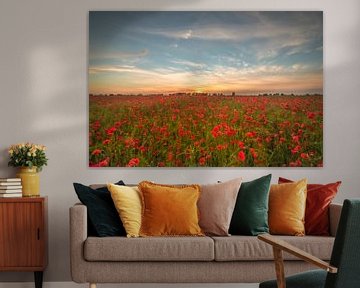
107,183,142,238
269,179,307,236
138,181,204,237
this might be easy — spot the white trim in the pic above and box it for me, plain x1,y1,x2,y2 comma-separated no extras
0,282,259,288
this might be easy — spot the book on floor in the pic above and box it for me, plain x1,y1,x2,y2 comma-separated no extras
0,193,22,197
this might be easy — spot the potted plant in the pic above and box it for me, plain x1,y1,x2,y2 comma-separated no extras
8,143,48,197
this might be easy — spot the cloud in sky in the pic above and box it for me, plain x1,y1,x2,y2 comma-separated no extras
171,59,206,69
90,49,149,60
89,11,323,95
141,23,307,43
89,62,322,95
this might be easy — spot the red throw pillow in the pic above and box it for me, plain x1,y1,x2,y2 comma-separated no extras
278,177,341,236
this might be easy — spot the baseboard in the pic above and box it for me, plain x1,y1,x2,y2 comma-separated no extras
0,282,259,288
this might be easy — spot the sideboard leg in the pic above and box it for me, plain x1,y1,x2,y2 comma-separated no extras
90,283,97,288
34,271,43,288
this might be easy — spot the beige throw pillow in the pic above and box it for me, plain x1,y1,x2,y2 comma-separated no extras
198,178,242,236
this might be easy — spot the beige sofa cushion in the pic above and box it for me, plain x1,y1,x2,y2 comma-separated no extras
84,236,214,261
212,235,334,261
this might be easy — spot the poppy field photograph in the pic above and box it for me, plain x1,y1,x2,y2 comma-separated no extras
88,11,323,167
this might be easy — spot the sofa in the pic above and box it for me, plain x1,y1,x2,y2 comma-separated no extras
70,200,342,287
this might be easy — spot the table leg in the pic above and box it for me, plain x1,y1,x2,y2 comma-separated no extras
34,271,43,288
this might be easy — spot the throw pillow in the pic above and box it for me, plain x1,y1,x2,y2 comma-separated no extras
138,181,203,237
229,174,272,236
198,178,242,236
73,181,126,237
107,183,142,238
278,177,341,236
269,179,307,236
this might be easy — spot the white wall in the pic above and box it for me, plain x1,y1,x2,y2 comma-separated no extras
0,0,359,283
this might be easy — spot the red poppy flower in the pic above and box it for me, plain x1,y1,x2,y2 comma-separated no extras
291,145,301,154
249,148,258,159
126,158,140,167
91,149,102,156
245,131,256,138
238,151,246,162
90,157,109,167
300,153,309,159
198,157,206,166
105,126,116,136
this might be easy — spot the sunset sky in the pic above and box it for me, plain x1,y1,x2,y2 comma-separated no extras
89,11,323,95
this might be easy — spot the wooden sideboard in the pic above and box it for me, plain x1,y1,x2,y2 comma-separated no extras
0,197,48,288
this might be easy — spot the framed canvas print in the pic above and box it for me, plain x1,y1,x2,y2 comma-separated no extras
89,11,323,167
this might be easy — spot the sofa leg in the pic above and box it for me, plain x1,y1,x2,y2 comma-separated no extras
89,283,96,288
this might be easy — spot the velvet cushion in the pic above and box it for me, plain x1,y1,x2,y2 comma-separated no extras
107,184,142,238
139,181,203,237
198,178,242,236
279,177,341,235
269,179,307,236
260,269,327,288
229,174,272,236
73,181,126,237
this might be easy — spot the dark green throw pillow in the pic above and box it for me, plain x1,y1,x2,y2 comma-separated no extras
229,174,272,236
73,181,126,237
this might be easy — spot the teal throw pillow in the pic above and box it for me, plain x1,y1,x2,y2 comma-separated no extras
229,174,272,236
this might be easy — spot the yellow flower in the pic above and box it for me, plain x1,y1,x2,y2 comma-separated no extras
8,142,48,170
36,145,46,151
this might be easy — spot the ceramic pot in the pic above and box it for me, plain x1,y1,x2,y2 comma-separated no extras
16,167,40,197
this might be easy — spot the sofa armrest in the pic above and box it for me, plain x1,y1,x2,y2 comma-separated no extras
329,203,342,237
69,203,88,283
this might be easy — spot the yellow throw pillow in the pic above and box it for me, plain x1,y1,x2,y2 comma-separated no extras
269,179,307,236
138,181,204,237
107,183,142,238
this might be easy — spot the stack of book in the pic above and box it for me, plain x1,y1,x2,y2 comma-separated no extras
0,178,22,197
